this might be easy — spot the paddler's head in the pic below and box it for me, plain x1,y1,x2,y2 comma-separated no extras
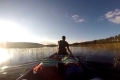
62,36,66,41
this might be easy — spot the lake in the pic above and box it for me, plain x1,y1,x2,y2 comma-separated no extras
0,47,115,80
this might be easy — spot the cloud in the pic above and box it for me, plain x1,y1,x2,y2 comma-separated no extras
108,16,120,24
105,9,120,24
72,15,79,18
71,15,84,23
105,11,115,18
77,18,84,22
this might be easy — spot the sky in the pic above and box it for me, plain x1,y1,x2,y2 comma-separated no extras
0,0,120,44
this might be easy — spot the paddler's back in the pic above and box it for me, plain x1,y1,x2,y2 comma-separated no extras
58,40,68,55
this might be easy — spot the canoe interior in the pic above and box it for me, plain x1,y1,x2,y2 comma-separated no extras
16,53,101,80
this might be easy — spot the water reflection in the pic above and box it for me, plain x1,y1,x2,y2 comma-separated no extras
0,47,59,67
0,48,13,64
1,66,8,70
0,47,116,80
0,47,115,66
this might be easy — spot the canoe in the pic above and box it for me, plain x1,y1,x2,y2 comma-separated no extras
16,53,102,80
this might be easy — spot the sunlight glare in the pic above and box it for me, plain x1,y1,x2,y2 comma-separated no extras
3,72,7,74
0,20,32,42
0,48,12,63
39,36,57,44
0,20,56,44
1,66,8,70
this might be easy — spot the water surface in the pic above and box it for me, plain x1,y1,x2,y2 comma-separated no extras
0,47,115,80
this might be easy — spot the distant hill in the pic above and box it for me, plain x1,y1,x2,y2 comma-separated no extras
1,42,43,48
44,44,57,47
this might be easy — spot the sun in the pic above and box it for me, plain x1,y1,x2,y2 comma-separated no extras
0,20,44,43
0,20,31,42
0,20,55,44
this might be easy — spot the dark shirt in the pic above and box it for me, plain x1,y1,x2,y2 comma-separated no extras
58,40,68,55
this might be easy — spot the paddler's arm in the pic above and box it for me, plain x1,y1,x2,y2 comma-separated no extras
57,41,60,55
66,43,72,56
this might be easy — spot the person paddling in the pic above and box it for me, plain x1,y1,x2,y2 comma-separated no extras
58,36,72,56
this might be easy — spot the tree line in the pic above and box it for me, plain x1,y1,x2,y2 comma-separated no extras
72,34,120,46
